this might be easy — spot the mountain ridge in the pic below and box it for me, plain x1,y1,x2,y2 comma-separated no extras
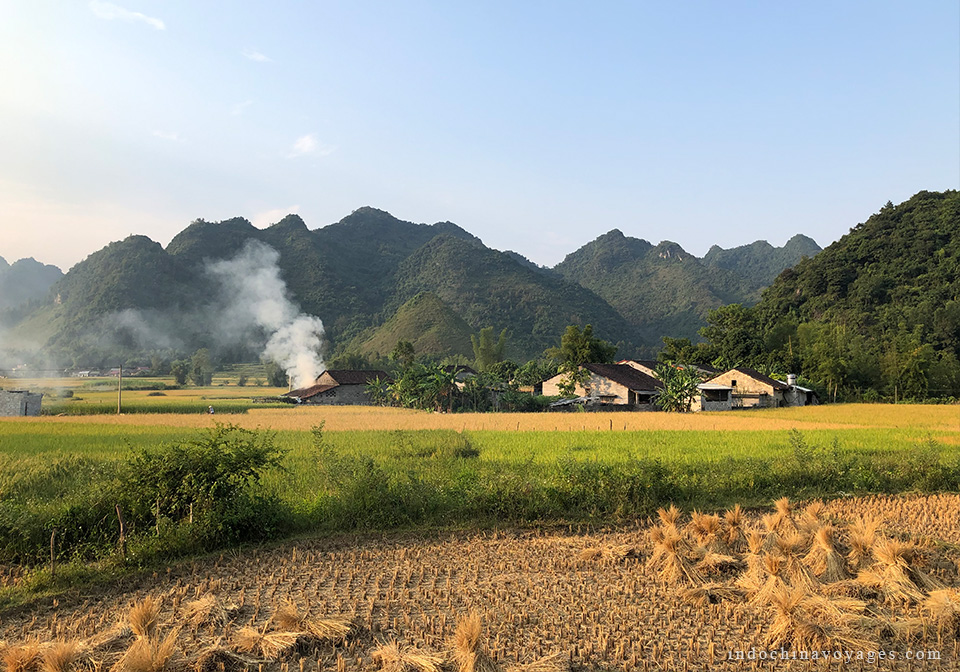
3,207,822,366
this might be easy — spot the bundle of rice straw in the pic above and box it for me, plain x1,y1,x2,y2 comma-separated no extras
656,504,682,528
450,612,499,672
41,642,80,672
922,589,960,637
272,602,352,642
797,501,827,534
856,539,926,606
695,551,741,576
764,585,875,652
3,642,42,672
775,532,819,593
371,641,444,672
182,594,237,629
111,630,179,672
722,504,746,552
233,628,302,661
646,526,704,586
847,517,880,571
735,529,766,595
771,497,797,533
688,511,725,552
83,626,134,657
749,555,788,607
760,514,782,553
128,597,161,640
803,525,850,583
577,544,638,563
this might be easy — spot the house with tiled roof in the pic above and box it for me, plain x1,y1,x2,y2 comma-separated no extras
285,369,391,405
542,362,662,408
619,359,720,379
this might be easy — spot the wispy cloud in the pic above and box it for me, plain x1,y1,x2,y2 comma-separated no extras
230,100,254,116
287,133,335,158
89,1,165,30
152,130,182,141
243,49,272,62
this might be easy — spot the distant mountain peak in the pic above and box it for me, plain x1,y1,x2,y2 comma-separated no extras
653,241,689,261
268,213,308,232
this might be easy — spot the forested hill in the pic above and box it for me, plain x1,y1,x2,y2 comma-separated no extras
6,204,819,367
0,256,63,312
553,229,819,347
702,234,822,294
694,190,960,400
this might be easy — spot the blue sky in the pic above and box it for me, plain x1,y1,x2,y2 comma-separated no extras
1,1,957,271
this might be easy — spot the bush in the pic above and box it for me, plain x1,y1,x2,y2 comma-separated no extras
121,424,288,545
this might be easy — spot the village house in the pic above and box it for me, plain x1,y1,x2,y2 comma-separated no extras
542,363,662,409
704,367,818,408
285,369,390,405
0,389,43,416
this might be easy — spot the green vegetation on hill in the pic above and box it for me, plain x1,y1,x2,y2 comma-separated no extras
346,292,476,360
393,234,641,360
0,257,63,312
554,230,749,344
690,191,960,400
6,204,822,371
702,234,821,295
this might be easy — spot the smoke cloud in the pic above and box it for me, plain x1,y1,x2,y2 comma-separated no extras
207,241,325,388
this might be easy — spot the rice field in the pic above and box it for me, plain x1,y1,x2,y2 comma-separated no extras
1,494,958,671
3,396,960,670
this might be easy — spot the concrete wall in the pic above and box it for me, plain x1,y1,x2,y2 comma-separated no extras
303,384,372,406
0,390,43,416
694,396,733,412
707,371,782,408
542,372,630,403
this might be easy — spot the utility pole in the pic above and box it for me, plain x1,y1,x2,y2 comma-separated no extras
117,364,122,414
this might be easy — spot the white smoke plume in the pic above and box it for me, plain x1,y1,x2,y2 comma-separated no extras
207,240,324,388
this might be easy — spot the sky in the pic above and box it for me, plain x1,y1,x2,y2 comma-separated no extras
0,1,958,272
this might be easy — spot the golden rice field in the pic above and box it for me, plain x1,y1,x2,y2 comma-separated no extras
8,402,960,433
2,494,959,671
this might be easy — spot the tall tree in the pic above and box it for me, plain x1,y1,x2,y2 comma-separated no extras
546,324,617,366
390,340,416,369
471,327,509,372
190,348,214,386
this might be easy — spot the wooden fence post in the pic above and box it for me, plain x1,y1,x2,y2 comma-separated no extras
116,504,126,558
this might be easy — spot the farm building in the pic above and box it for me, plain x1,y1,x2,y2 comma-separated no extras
693,383,733,411
285,369,391,405
542,363,662,409
0,389,43,416
704,367,818,408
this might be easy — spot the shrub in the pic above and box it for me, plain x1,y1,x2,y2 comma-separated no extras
121,424,289,545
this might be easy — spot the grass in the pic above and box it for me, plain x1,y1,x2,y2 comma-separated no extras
1,398,959,603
